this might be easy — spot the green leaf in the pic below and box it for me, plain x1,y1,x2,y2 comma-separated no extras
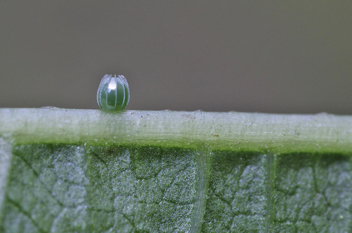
0,109,352,232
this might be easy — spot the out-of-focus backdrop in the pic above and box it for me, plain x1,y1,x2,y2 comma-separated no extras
1,1,351,114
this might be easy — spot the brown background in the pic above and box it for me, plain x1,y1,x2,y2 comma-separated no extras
1,1,351,114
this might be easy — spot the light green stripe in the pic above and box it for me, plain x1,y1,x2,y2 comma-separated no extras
191,144,211,233
0,108,352,154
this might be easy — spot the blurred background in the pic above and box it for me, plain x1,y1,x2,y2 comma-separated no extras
1,1,351,114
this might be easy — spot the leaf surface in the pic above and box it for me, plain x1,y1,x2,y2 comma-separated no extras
0,109,352,232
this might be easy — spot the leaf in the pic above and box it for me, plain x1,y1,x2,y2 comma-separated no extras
0,109,352,232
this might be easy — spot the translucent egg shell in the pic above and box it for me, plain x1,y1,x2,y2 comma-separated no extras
97,74,130,111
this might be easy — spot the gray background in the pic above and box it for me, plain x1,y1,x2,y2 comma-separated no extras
1,1,351,114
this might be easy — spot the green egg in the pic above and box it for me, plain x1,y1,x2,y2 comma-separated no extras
97,74,130,111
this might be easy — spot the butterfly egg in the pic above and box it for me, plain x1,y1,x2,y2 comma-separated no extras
97,74,130,111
